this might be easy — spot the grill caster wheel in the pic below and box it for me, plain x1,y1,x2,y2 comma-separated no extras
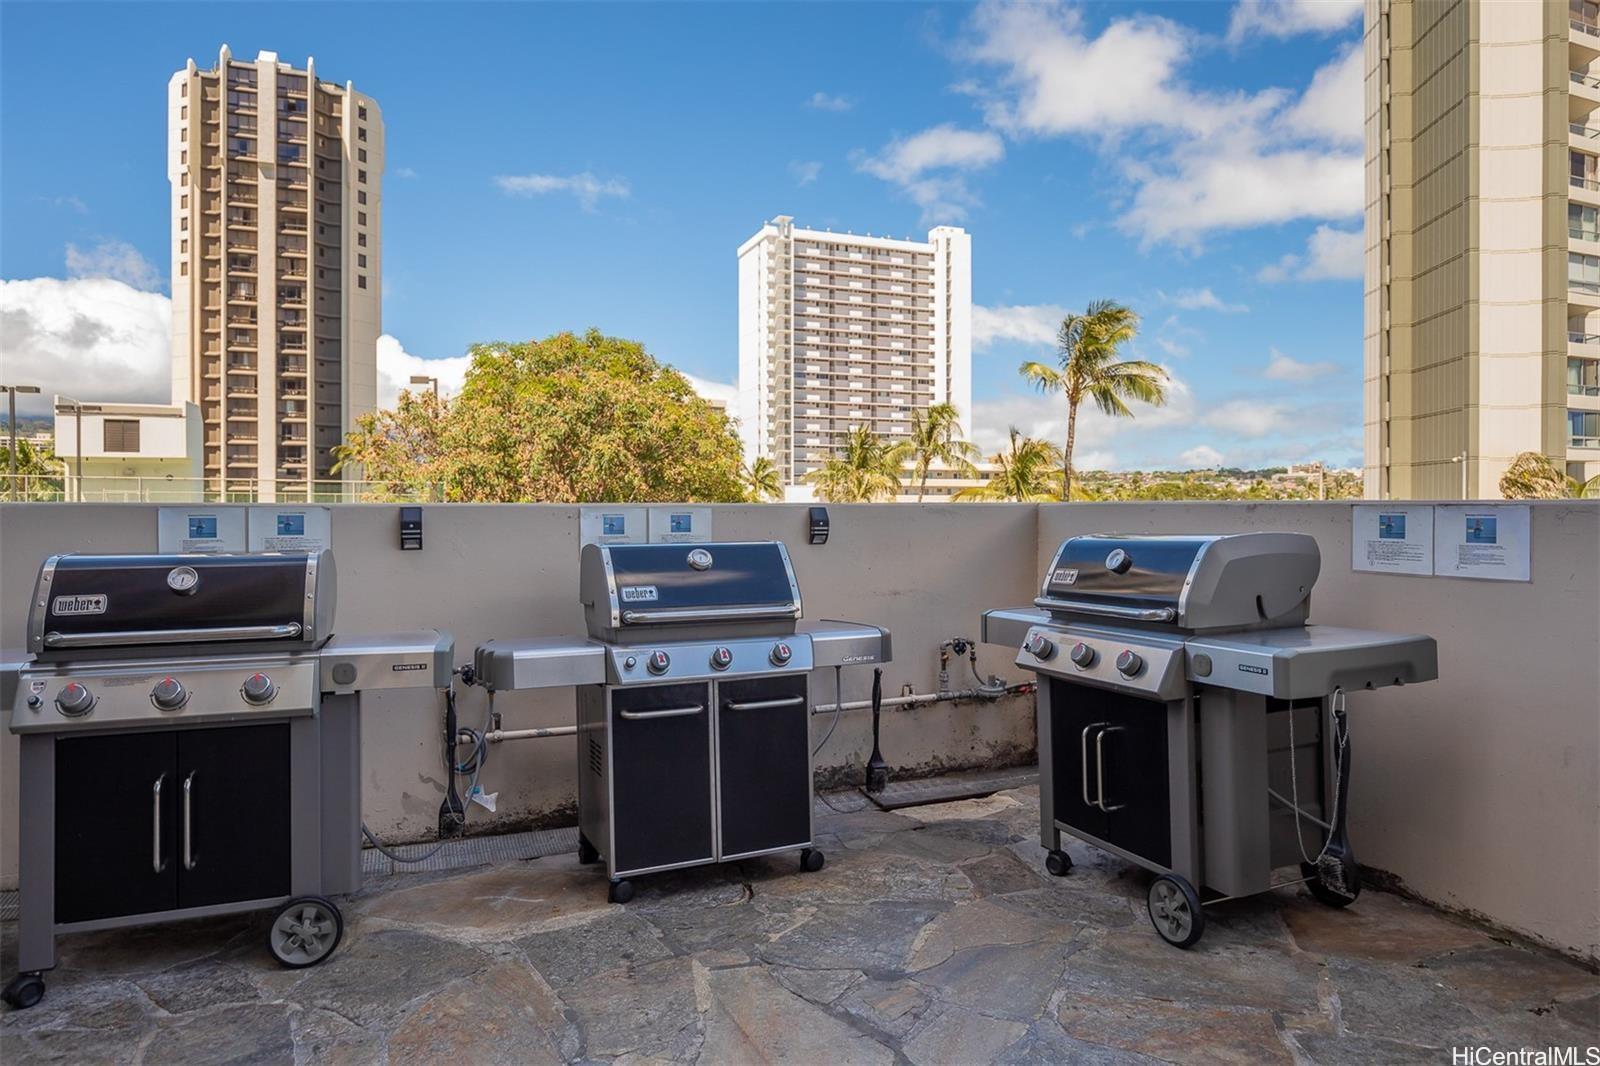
609,879,635,904
1147,874,1205,949
577,833,599,865
1045,849,1073,877
2,972,45,1010
800,848,825,873
1301,862,1361,908
269,896,343,969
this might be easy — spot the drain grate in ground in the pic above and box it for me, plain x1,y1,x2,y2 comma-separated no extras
362,825,580,880
860,767,1038,810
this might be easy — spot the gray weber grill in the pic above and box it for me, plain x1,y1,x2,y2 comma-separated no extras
474,540,891,903
3,551,452,1010
984,532,1438,948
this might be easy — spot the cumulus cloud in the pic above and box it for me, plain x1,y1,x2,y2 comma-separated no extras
807,92,854,112
789,160,823,187
680,372,738,409
1263,346,1339,381
855,124,1005,224
375,334,471,410
1180,444,1225,468
0,277,172,415
1227,0,1362,43
1165,288,1249,313
1198,398,1291,438
973,370,1194,457
972,303,1067,349
65,240,164,292
1258,224,1364,282
1278,43,1362,145
494,172,630,211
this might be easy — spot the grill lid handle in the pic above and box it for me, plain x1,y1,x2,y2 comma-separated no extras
1032,597,1177,623
619,604,802,625
42,622,304,649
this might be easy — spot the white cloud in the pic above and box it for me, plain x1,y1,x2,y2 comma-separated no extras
972,303,1066,349
789,160,823,187
1259,224,1364,282
393,166,418,179
375,334,471,410
1227,0,1362,43
1198,398,1290,437
0,277,172,415
1154,337,1190,358
494,172,630,211
1278,43,1362,145
681,372,738,409
1263,346,1339,381
973,369,1194,456
64,240,163,292
1165,288,1248,313
1180,444,1225,468
856,124,1005,224
807,92,853,112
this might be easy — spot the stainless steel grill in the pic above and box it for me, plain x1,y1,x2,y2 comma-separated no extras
474,540,890,902
983,532,1438,948
2,551,452,1010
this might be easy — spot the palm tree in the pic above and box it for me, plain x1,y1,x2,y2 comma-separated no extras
954,428,1063,502
805,426,909,502
905,402,979,502
1498,451,1600,499
1020,299,1169,500
743,455,782,502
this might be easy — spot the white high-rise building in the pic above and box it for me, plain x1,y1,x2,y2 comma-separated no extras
168,46,382,498
738,217,972,497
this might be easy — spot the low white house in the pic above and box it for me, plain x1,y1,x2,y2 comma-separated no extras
54,399,203,501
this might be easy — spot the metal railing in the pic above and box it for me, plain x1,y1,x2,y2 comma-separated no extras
1574,71,1600,89
1570,278,1600,294
1571,332,1600,344
1573,18,1600,38
1,473,444,504
1572,123,1600,139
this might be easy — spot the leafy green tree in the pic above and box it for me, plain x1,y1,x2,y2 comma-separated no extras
1020,300,1169,500
336,330,746,502
805,425,909,502
954,428,1063,502
904,402,979,502
743,455,783,502
1498,450,1600,499
1,437,65,500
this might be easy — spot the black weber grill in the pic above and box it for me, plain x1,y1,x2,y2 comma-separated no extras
983,533,1438,947
2,552,452,1010
474,541,890,902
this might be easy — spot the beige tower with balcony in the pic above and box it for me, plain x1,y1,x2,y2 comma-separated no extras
168,47,381,499
1365,1,1600,498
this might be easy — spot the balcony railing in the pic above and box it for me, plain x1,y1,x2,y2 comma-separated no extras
1568,331,1600,344
1575,71,1600,90
1571,123,1600,139
1572,435,1600,448
1574,17,1600,38
1570,278,1600,294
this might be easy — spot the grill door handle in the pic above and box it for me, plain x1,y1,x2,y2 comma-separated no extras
43,623,302,649
618,705,704,720
1081,724,1108,810
182,771,197,870
724,696,805,711
1095,726,1126,812
152,773,167,874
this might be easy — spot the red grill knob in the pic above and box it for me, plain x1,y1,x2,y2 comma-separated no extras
55,682,94,717
647,651,671,675
710,647,733,671
1024,633,1056,660
151,676,188,711
241,672,277,705
769,642,793,667
1069,642,1096,669
1115,650,1144,678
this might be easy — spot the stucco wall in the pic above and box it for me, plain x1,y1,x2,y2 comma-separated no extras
1,500,1595,960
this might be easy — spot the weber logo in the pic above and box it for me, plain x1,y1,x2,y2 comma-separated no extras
1053,568,1079,585
52,594,108,616
1238,663,1269,676
391,662,427,672
620,585,659,603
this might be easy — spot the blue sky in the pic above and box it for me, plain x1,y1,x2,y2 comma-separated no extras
0,0,1365,470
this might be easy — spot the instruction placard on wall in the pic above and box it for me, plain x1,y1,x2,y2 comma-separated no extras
247,506,331,553
1351,504,1434,575
1433,504,1531,582
157,508,246,553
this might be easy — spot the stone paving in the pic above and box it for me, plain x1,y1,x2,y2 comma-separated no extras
2,785,1596,1064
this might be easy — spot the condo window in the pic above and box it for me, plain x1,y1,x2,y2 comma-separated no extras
358,105,367,120
358,148,367,163
357,191,367,205
358,275,367,288
358,169,367,184
180,149,188,165
1571,409,1600,447
357,232,366,247
1570,252,1600,292
181,105,188,120
180,262,188,276
181,239,189,254
358,211,367,225
358,254,367,268
1572,204,1599,243
357,126,366,142
103,419,141,453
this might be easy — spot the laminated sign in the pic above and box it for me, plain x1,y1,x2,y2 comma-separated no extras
1432,504,1530,582
1351,504,1434,576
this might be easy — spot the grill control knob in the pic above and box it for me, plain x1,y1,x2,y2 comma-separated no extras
770,642,793,667
151,676,188,711
646,650,671,675
1115,650,1144,678
710,646,733,671
1024,634,1056,660
241,672,277,705
55,682,94,717
1069,642,1096,669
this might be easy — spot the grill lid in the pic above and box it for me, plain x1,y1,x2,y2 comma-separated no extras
28,551,334,656
581,541,801,638
1037,533,1320,631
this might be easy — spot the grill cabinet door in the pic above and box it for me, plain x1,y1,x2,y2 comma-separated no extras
175,723,291,908
610,683,714,875
1046,680,1110,843
1095,693,1172,869
716,676,811,858
55,732,178,923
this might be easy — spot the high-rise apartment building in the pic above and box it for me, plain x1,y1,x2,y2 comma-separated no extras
168,47,382,497
1364,1,1600,498
738,217,971,497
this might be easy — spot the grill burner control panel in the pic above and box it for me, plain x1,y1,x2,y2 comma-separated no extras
1015,626,1187,701
10,658,318,733
608,635,815,685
